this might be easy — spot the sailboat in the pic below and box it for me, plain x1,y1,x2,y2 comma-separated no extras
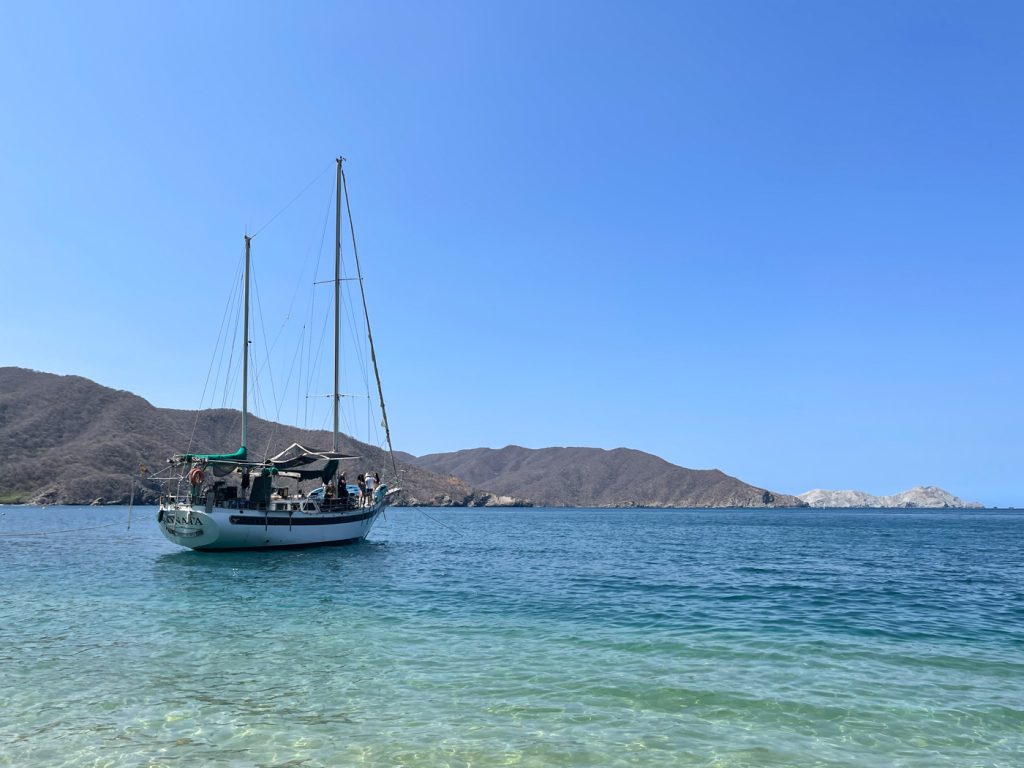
157,157,398,551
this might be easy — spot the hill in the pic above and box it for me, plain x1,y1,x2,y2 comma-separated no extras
0,367,524,507
408,445,805,508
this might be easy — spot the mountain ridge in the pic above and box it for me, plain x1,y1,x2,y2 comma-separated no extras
1,368,981,509
408,445,805,508
0,367,524,507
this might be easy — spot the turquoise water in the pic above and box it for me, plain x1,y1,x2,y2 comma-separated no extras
1,506,1022,767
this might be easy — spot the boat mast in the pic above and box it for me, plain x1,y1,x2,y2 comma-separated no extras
333,157,342,452
242,234,251,452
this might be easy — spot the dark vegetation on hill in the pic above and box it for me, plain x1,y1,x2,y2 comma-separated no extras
0,368,521,507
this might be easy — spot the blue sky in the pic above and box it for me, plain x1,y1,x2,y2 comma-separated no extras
1,1,1021,505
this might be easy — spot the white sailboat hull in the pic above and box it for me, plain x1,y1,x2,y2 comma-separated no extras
157,497,387,551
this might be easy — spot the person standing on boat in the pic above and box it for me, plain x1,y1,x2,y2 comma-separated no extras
364,471,376,506
357,474,366,505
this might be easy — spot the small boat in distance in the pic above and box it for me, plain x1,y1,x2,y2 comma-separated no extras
157,158,398,551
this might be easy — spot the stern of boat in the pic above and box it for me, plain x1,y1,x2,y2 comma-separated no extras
157,501,221,549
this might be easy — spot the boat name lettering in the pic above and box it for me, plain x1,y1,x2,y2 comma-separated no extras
164,513,203,527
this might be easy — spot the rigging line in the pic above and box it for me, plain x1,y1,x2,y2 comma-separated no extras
303,299,326,428
222,269,246,410
416,508,463,536
0,521,127,537
250,357,273,459
250,259,280,413
318,403,333,433
264,327,307,460
260,273,310,414
305,299,331,429
188,249,244,454
191,252,234,430
195,274,234,410
277,332,305,419
291,323,308,429
210,259,243,410
342,276,370,385
303,295,312,429
298,322,307,428
341,164,399,478
217,284,243,409
250,271,285,459
275,177,336,354
251,160,333,238
340,292,370,437
304,181,334,428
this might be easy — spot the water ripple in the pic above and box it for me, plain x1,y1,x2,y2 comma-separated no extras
1,505,1022,766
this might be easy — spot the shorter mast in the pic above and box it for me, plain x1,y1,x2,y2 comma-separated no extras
242,234,251,453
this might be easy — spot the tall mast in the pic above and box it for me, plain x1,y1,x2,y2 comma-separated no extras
242,234,251,452
333,157,342,452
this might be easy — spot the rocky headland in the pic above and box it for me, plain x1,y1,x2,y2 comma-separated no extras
798,486,983,509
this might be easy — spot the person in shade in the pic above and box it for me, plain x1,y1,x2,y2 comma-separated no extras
357,474,366,506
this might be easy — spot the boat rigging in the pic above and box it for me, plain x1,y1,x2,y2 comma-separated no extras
155,157,399,550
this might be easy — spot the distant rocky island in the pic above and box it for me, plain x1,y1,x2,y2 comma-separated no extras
0,367,986,509
798,486,983,509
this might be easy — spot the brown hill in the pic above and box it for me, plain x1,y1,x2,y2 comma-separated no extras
0,367,523,507
1,367,803,509
409,445,805,508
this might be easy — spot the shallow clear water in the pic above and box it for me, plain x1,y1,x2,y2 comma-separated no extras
1,505,1022,767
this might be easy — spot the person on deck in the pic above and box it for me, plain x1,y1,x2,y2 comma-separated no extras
364,471,377,506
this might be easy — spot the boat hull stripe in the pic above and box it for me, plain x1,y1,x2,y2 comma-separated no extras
194,535,365,552
228,509,378,526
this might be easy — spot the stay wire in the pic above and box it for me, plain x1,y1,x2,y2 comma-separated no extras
0,522,127,537
303,181,336,429
251,161,334,239
189,250,245,454
0,503,134,537
416,508,463,536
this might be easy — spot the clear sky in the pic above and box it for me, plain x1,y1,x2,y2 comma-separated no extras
1,1,1021,506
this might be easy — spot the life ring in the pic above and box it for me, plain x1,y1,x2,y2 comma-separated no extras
188,467,205,486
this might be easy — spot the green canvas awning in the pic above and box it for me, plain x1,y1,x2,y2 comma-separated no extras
171,446,248,465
